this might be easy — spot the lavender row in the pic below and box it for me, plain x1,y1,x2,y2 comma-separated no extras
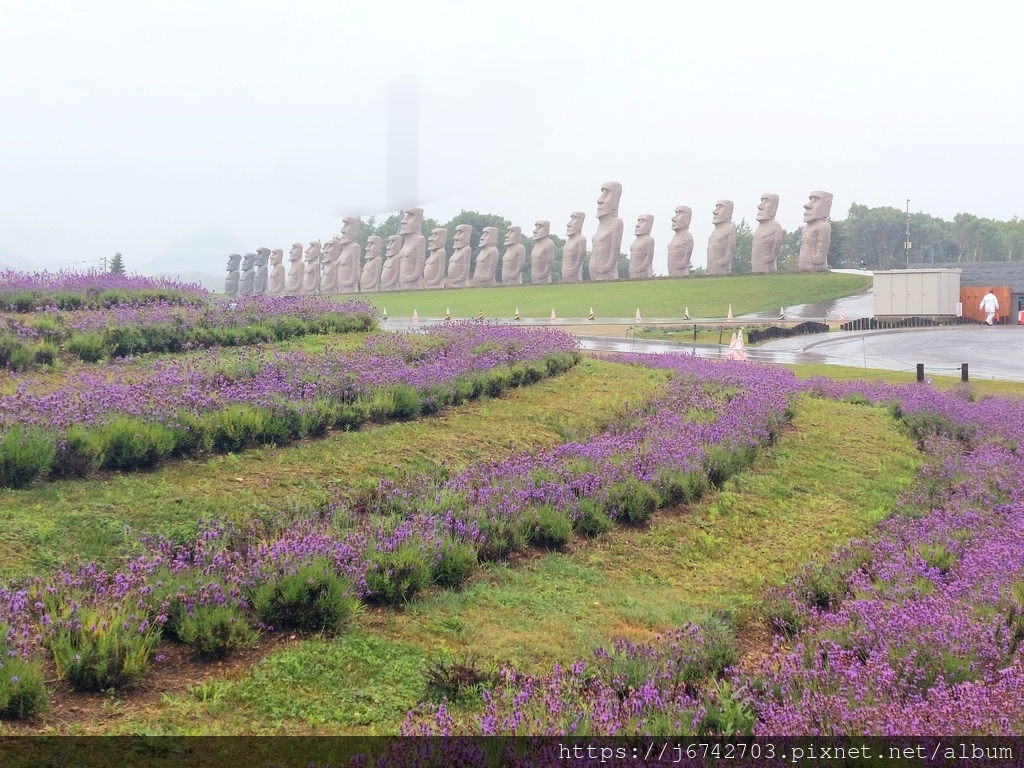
0,270,208,312
400,372,1024,737
0,322,580,486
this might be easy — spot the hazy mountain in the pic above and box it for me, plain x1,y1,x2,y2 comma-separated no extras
138,227,250,277
0,247,32,271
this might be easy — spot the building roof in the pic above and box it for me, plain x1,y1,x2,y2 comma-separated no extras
905,262,1024,293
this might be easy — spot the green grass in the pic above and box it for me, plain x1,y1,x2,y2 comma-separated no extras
363,272,871,319
785,362,1024,397
0,358,669,579
50,394,920,735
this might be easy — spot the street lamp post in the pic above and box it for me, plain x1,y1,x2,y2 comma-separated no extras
905,198,912,266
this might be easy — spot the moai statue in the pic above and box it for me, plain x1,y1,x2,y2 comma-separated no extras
301,241,321,295
706,200,736,275
501,226,526,285
751,194,784,274
239,252,256,294
798,191,833,272
380,235,403,291
254,247,270,293
285,243,304,295
398,207,426,290
320,238,342,294
423,227,448,289
561,212,586,283
337,217,362,293
589,181,623,281
268,248,285,295
529,221,553,284
447,225,472,288
628,215,655,279
472,227,499,287
667,206,694,277
360,235,383,292
224,253,241,296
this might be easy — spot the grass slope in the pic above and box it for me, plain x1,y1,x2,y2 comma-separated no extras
24,394,921,735
359,272,871,319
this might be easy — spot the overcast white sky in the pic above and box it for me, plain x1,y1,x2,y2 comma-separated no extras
2,0,1022,276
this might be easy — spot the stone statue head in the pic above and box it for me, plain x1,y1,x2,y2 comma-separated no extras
226,253,242,270
289,243,303,261
400,207,424,235
533,220,550,239
567,212,585,236
385,234,403,257
756,194,780,222
504,226,522,246
454,224,473,248
242,252,256,269
671,206,692,231
270,248,283,265
597,181,622,218
340,217,360,243
304,241,321,261
428,227,448,249
322,238,341,261
712,200,734,225
255,247,271,266
803,191,833,222
480,227,498,247
365,235,383,258
635,215,654,236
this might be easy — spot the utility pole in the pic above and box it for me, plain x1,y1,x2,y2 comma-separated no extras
904,199,911,266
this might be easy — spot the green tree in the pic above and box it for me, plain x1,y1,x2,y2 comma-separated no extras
109,252,125,275
732,219,753,274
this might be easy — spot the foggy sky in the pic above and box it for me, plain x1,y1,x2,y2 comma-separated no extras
2,0,1021,276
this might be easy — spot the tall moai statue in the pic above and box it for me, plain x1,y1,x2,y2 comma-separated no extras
301,241,321,296
447,225,472,288
501,226,526,285
224,253,241,296
423,227,447,289
589,181,623,281
337,217,362,293
561,212,586,283
285,243,304,295
268,248,285,295
628,215,655,279
472,227,499,287
667,206,694,277
361,235,384,292
706,200,736,275
239,252,256,294
798,191,833,272
751,194,784,273
320,238,342,294
398,207,426,290
530,221,555,284
380,235,403,291
254,247,270,293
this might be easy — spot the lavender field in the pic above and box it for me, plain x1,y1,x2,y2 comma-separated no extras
1,286,1023,738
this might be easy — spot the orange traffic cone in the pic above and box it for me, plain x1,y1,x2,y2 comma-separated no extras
550,308,557,322
412,309,419,323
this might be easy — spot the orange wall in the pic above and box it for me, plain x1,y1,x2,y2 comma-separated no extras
960,286,1011,323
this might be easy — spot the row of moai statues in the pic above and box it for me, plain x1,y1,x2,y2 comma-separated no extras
222,185,833,296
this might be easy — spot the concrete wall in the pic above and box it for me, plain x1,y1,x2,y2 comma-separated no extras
874,269,961,317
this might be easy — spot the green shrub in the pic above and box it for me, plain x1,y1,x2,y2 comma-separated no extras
0,637,47,718
916,543,957,575
51,424,105,479
96,417,177,470
170,413,213,457
474,516,530,562
174,603,258,659
48,606,161,691
250,559,358,632
692,679,757,737
800,563,850,610
606,477,658,525
32,342,59,366
66,332,107,362
423,653,498,704
484,369,512,398
364,544,433,605
389,385,422,421
654,468,707,507
430,540,478,589
529,504,573,550
105,325,145,358
0,426,56,489
574,498,614,538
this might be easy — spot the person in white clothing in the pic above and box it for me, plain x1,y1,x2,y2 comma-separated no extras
979,289,1000,325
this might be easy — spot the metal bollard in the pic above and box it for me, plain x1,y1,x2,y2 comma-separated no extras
916,363,925,383
962,363,969,382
